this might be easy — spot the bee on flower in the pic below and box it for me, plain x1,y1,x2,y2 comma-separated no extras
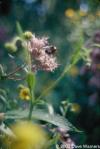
23,31,58,72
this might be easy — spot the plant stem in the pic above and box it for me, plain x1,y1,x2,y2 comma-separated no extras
26,41,35,119
28,86,34,120
28,100,34,120
36,64,73,100
7,64,25,78
27,41,32,72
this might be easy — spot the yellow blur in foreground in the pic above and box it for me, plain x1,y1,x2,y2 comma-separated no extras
8,121,48,149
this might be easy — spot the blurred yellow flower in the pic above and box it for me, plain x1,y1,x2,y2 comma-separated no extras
65,8,75,18
9,121,48,149
69,66,79,77
19,87,30,100
88,14,95,21
96,10,100,17
70,103,81,113
79,10,87,17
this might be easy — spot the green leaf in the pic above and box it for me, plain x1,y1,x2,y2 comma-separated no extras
32,109,78,132
6,109,80,132
0,95,7,104
0,123,15,137
27,72,36,90
0,65,5,76
16,22,23,38
0,89,10,107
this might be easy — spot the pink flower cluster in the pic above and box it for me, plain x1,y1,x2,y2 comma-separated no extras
27,34,58,72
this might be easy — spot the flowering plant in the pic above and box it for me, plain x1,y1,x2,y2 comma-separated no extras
0,22,94,149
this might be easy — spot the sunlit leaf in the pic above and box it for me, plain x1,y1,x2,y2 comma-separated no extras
6,109,79,132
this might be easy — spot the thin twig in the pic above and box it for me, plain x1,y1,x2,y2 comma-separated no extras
6,64,26,78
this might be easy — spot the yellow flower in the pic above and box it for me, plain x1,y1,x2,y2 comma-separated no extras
65,8,75,18
9,121,48,149
70,103,81,113
19,87,30,100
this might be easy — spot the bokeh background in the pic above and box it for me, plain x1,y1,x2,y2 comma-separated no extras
0,0,100,146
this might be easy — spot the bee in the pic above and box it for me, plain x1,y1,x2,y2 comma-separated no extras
44,46,57,55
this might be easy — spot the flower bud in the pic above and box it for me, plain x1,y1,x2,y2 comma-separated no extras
23,31,33,40
5,42,17,52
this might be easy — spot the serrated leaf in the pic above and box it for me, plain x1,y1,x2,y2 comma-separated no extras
32,109,78,132
6,109,79,132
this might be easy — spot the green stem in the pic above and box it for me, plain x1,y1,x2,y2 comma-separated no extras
27,41,35,119
27,41,32,72
28,100,34,120
36,64,73,100
28,87,34,120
